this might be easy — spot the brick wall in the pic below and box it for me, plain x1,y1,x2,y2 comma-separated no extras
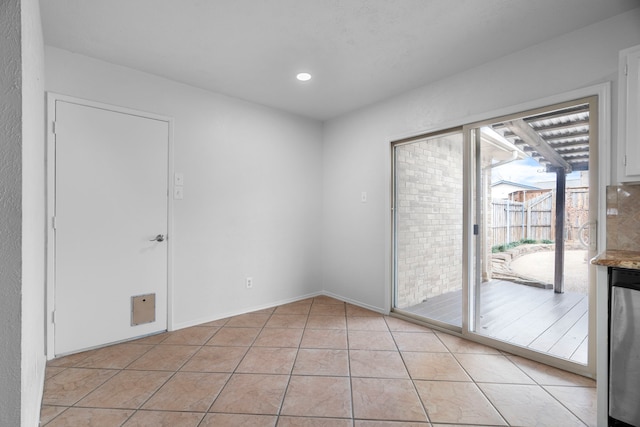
395,135,463,308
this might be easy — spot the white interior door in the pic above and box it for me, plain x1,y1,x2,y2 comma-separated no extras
54,100,169,356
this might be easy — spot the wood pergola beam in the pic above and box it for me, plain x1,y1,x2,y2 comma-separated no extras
505,119,573,173
500,119,590,137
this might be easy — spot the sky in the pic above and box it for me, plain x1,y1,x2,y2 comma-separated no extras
491,156,580,187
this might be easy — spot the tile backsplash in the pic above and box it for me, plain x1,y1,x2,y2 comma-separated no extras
607,184,640,251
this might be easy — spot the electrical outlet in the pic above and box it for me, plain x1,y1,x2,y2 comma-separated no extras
246,277,253,289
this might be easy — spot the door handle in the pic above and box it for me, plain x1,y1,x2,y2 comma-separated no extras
150,234,165,242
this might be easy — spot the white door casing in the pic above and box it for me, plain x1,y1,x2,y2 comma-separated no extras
49,96,172,356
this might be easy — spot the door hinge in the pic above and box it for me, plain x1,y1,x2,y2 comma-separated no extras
473,224,479,235
52,121,57,134
52,216,57,230
624,155,627,166
624,63,628,76
51,310,56,324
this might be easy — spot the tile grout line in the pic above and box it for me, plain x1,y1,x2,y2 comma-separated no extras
387,316,433,426
447,349,513,426
202,307,273,421
273,302,310,423
435,332,522,426
344,303,355,425
114,332,177,424
196,314,243,425
76,332,207,424
47,344,155,424
128,343,207,421
502,351,590,426
538,383,591,427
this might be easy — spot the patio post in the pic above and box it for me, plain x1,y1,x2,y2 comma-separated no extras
553,167,566,293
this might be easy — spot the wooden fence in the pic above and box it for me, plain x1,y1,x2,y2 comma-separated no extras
491,188,589,246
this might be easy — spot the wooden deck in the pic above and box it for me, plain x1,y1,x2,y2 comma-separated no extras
402,279,588,364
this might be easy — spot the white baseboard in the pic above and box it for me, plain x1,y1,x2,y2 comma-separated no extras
170,291,324,331
321,290,389,315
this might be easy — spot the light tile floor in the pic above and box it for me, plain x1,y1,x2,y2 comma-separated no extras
40,296,596,426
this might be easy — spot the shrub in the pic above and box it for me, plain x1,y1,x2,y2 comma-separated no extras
491,238,552,253
491,241,521,253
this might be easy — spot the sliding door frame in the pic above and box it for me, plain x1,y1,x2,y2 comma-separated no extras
389,82,610,379
462,95,599,377
390,126,467,333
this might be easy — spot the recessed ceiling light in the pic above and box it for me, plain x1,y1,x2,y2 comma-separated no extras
296,72,312,82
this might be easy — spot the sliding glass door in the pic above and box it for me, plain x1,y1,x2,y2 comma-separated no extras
468,98,597,371
392,129,465,329
391,96,598,376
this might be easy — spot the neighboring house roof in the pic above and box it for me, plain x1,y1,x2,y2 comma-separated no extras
490,180,540,190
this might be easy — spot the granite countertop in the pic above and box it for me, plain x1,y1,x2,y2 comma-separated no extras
591,250,640,270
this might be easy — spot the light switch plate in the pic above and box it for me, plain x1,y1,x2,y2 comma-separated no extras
174,187,184,199
174,173,184,186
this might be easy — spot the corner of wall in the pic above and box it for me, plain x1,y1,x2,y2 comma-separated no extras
0,0,25,425
20,0,47,425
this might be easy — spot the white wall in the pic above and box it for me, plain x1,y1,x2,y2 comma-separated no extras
0,0,47,425
20,0,46,425
45,47,324,328
0,0,25,425
321,8,640,311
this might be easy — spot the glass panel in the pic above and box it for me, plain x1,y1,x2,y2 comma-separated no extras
393,130,464,327
473,102,592,365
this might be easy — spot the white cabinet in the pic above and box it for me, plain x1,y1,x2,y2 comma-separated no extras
618,44,640,182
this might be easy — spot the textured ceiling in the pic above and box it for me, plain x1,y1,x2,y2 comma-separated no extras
40,0,639,120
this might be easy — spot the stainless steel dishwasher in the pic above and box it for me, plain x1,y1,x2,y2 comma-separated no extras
609,267,640,427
